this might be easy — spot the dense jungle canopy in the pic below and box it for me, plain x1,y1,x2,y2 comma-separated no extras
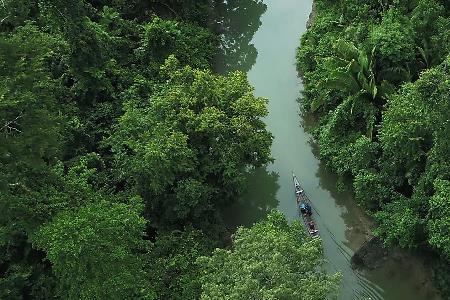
297,0,450,296
0,1,339,299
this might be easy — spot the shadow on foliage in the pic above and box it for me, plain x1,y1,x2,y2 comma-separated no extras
212,0,267,73
221,167,279,229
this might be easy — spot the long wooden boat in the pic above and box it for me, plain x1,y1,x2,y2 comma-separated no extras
292,173,319,237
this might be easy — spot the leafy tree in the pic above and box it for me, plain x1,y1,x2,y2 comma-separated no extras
316,95,379,183
427,180,450,258
374,196,423,249
311,40,380,114
31,199,152,299
370,8,416,67
198,211,341,299
380,56,449,190
0,25,69,298
149,228,216,300
353,169,393,211
431,15,450,65
0,24,66,193
0,262,57,300
39,0,107,79
1,153,126,299
1,0,271,298
110,56,273,227
411,0,446,67
297,1,450,294
136,17,218,72
0,0,39,31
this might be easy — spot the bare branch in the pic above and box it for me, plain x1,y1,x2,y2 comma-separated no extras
8,182,32,192
1,112,23,137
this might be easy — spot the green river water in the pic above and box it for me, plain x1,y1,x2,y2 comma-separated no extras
220,1,441,299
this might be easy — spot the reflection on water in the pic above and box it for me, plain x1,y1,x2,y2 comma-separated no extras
300,76,440,299
312,142,373,251
304,102,440,300
217,0,441,299
363,254,441,300
212,0,267,73
223,167,279,228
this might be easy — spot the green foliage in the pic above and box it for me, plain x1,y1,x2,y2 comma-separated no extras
39,0,107,78
427,180,450,258
432,258,450,299
297,0,450,293
0,264,31,300
317,95,379,180
0,262,57,300
411,0,448,67
312,39,381,113
0,0,280,298
374,196,422,249
380,57,450,188
0,27,71,293
149,229,216,300
370,8,415,66
198,211,341,299
136,17,218,71
110,56,273,227
0,153,108,244
0,24,66,188
0,0,38,30
31,200,151,299
354,169,393,211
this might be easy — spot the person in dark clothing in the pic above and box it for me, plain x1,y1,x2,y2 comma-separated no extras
309,221,318,234
299,203,306,214
305,203,312,216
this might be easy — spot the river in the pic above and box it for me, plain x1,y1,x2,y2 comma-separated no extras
218,0,440,299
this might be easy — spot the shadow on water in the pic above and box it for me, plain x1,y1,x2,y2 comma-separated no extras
212,0,267,73
222,167,279,228
216,0,440,299
301,106,373,250
299,67,440,300
314,144,373,250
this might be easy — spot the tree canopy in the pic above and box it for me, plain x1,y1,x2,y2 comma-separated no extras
31,200,150,299
0,1,339,299
109,56,272,228
297,0,450,295
198,211,341,300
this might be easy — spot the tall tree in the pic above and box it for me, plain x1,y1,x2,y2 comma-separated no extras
148,228,216,300
297,1,450,294
198,211,341,299
110,56,273,227
31,199,151,299
0,25,69,298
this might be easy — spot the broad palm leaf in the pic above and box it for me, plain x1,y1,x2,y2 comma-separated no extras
314,40,380,112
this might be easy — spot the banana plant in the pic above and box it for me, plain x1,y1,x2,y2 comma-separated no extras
417,39,440,68
311,40,379,113
311,40,401,141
